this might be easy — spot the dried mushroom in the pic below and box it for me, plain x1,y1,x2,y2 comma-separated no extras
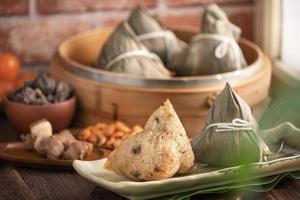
32,73,56,95
8,73,73,105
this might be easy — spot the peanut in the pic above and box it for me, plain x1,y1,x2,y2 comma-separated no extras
79,121,143,149
115,121,130,133
88,132,98,144
79,129,92,141
104,124,116,136
114,131,125,138
112,139,122,149
132,125,143,135
97,134,107,146
95,123,106,129
106,137,115,149
86,143,94,157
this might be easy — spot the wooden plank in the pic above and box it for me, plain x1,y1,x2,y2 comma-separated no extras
16,167,95,200
266,179,300,200
90,187,125,200
0,117,19,142
90,188,248,200
0,163,37,200
89,181,300,200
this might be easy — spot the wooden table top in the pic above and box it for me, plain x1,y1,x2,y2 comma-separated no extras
1,116,300,200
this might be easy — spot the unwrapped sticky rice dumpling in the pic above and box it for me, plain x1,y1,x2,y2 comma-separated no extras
106,100,195,181
192,83,270,167
95,22,171,78
172,4,247,76
128,6,187,67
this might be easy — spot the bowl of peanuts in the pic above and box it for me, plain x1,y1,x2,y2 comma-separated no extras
78,121,143,149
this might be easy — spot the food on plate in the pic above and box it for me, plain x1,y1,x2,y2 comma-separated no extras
128,6,187,67
0,53,20,81
95,22,171,78
106,100,195,181
63,140,93,160
21,119,93,160
30,119,53,137
8,73,73,105
172,4,247,76
79,121,143,149
30,119,53,153
44,129,77,160
192,83,270,167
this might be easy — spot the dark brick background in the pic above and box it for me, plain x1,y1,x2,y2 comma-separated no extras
0,0,254,66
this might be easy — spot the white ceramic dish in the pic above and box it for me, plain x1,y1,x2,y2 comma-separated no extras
73,123,300,199
73,155,300,200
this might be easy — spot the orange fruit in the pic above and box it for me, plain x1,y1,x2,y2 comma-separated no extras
0,54,21,81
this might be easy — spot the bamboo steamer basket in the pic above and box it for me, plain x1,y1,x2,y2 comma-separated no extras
50,28,271,137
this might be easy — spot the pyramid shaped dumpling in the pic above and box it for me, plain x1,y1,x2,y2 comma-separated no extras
95,22,171,78
192,83,270,167
107,100,195,181
171,4,246,76
128,6,187,67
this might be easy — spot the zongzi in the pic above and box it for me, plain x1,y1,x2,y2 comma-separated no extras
106,99,195,181
172,4,247,76
95,22,171,78
192,83,270,167
128,6,187,67
201,3,241,40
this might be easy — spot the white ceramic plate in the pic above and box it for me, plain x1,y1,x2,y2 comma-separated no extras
73,123,300,199
73,153,300,200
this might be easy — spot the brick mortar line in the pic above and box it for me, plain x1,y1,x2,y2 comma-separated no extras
29,0,37,18
0,10,130,22
162,3,253,13
0,4,253,23
156,0,167,11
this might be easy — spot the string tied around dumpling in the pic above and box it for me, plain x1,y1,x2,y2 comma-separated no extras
105,50,161,69
137,30,187,65
191,34,247,68
205,118,256,132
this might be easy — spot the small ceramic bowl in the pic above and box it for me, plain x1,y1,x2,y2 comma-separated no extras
3,96,76,134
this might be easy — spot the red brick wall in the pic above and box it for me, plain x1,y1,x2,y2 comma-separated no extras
0,0,254,66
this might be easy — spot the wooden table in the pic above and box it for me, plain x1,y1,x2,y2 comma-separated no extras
1,116,300,200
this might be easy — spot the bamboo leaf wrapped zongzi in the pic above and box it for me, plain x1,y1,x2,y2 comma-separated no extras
192,83,270,167
172,4,247,76
95,22,171,78
128,6,187,67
